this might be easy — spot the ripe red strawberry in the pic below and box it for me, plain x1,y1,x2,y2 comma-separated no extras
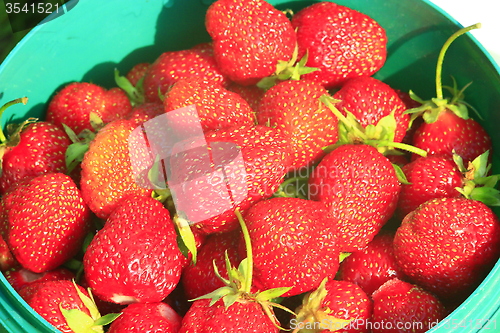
83,195,183,304
163,77,255,138
143,43,229,103
168,124,292,234
411,110,491,163
371,279,446,333
291,2,387,88
108,302,182,333
0,172,90,273
406,24,491,163
4,266,75,292
181,230,241,300
19,280,114,333
126,62,150,87
179,298,279,332
80,119,153,219
308,144,401,251
397,154,463,217
257,79,338,170
393,197,500,301
127,102,164,126
205,0,296,85
332,76,410,143
239,197,340,297
337,232,406,296
46,82,132,134
292,279,372,333
0,121,71,195
226,81,265,111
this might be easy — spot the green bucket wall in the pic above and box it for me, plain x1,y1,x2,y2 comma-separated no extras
0,0,499,332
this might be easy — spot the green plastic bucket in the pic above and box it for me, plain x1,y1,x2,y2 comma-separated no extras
0,0,499,332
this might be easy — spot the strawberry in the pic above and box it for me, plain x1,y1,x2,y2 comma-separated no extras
19,280,117,333
256,79,339,170
0,233,17,271
126,62,150,87
80,119,153,219
179,209,291,332
291,2,387,88
0,172,90,273
46,82,132,134
371,279,446,333
0,98,71,194
83,195,183,304
410,110,491,163
181,230,241,300
292,279,372,333
168,124,292,234
308,144,401,251
143,43,229,103
393,197,500,302
226,81,266,111
332,76,409,143
163,77,255,138
127,102,164,126
108,302,182,333
239,197,340,297
4,266,75,292
406,24,491,163
397,154,463,217
337,231,406,296
179,298,279,332
0,121,71,194
205,0,296,85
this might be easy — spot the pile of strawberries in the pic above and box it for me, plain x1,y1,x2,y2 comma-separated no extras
1,0,499,332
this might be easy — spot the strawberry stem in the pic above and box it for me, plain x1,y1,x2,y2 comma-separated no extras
365,139,427,157
435,23,481,100
235,209,253,294
0,97,28,143
320,95,367,140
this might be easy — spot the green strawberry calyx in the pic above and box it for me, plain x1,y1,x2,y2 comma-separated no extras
59,280,121,333
404,23,482,124
0,97,29,143
173,213,198,264
114,69,145,106
63,123,97,174
320,94,427,157
454,150,500,206
257,44,318,90
0,97,34,175
291,278,352,333
191,209,295,330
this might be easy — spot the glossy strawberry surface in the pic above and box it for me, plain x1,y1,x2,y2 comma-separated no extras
0,172,90,273
205,0,296,85
241,197,340,297
83,195,183,304
291,2,387,88
257,79,338,170
0,121,71,195
393,197,500,301
46,82,132,134
309,144,401,251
